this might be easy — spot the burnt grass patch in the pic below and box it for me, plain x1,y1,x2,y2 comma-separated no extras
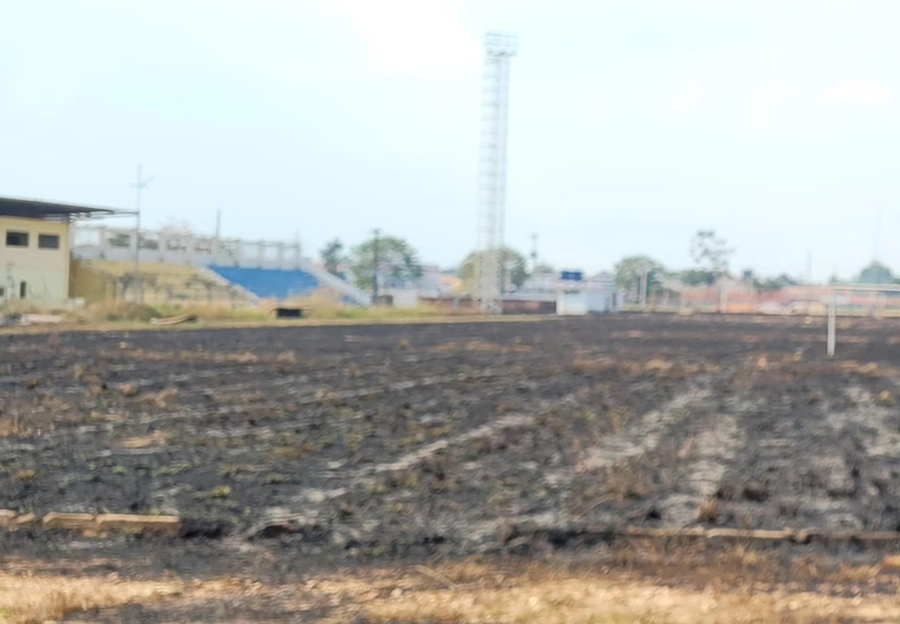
3,315,900,563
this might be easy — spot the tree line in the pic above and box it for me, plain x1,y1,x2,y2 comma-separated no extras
615,230,898,297
612,230,815,297
319,236,533,293
322,228,894,296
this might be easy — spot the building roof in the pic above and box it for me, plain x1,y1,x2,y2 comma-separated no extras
0,196,118,222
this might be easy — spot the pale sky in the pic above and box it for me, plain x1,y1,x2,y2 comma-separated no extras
1,0,898,280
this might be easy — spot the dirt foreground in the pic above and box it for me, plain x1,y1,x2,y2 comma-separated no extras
5,544,900,623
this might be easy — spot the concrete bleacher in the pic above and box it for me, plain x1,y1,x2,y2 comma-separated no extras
76,260,254,305
207,266,320,301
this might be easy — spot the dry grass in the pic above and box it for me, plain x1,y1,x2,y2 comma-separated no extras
430,339,532,354
5,558,900,623
275,350,299,364
644,358,674,372
464,339,531,353
0,416,25,438
121,430,169,449
143,387,179,408
119,382,140,397
697,498,719,524
603,462,650,501
339,561,900,624
611,330,648,339
0,308,550,337
838,360,888,377
571,356,718,378
571,356,616,373
0,572,185,624
834,562,881,583
298,290,472,322
113,348,261,364
70,298,267,325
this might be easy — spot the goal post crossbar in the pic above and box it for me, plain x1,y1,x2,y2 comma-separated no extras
826,283,900,357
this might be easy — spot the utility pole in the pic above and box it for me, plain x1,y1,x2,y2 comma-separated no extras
827,292,836,357
215,209,222,240
131,164,155,303
874,207,883,261
372,228,380,304
530,233,538,272
806,249,813,303
640,270,649,311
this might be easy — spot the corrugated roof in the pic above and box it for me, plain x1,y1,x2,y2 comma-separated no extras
0,196,118,222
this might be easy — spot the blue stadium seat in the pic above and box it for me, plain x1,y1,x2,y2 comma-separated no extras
208,266,320,300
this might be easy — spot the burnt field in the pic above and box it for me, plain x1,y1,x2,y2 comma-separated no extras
3,314,900,562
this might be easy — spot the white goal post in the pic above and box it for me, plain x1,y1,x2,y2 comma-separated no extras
826,284,900,357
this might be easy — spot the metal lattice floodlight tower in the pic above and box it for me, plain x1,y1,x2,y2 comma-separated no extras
477,32,517,314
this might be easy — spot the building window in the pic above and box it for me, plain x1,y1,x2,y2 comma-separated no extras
19,281,27,299
6,231,29,247
38,234,60,249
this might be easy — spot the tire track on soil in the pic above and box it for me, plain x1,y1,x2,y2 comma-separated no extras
566,384,713,477
657,402,744,527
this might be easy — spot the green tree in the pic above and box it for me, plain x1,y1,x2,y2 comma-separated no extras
755,274,798,292
349,235,423,291
614,255,667,295
690,230,734,275
320,239,345,277
857,261,894,284
679,269,717,286
458,248,529,292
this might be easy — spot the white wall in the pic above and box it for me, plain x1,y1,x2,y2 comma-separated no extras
385,288,420,309
557,289,618,315
72,224,303,270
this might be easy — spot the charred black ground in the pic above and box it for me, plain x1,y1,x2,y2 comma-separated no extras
2,314,900,563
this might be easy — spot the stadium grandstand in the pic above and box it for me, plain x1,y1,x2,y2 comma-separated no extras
71,223,370,307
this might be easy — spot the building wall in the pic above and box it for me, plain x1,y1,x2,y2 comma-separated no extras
557,289,618,315
0,217,70,303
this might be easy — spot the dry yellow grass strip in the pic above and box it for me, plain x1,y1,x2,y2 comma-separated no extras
0,573,183,624
355,570,900,624
0,572,247,624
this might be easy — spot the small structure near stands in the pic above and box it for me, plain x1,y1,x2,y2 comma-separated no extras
383,288,419,309
556,270,620,316
557,290,619,315
271,305,305,319
0,196,114,305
